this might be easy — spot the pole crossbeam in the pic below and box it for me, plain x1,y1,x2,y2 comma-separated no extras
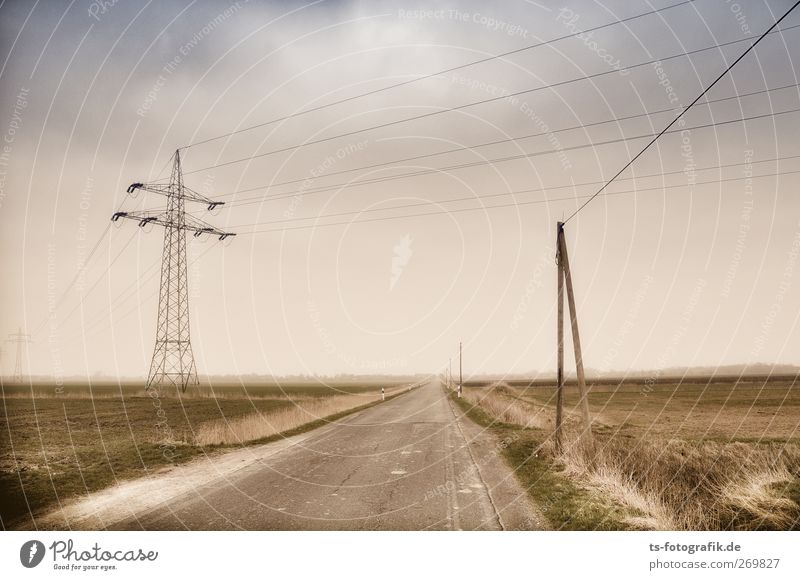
110,150,235,392
111,211,236,240
126,181,225,210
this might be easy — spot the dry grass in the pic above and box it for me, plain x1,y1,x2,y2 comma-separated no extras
1,382,405,527
461,384,552,430
554,435,800,530
193,389,399,445
517,380,800,440
462,384,800,530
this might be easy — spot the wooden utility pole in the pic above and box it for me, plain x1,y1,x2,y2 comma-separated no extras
555,227,565,453
556,222,593,445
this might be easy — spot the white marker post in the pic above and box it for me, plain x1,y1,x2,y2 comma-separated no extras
382,387,385,401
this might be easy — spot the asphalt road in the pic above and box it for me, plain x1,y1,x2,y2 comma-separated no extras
111,380,544,530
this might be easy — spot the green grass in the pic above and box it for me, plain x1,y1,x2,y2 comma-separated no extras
2,442,204,530
451,391,635,530
0,382,408,530
456,382,800,530
502,431,640,530
1,381,401,399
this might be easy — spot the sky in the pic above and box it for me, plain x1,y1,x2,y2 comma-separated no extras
0,0,798,380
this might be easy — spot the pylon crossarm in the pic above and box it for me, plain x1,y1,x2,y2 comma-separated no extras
111,210,236,240
111,210,166,227
126,182,223,210
183,214,236,240
110,149,234,393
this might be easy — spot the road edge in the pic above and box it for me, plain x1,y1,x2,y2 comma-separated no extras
444,386,550,531
19,385,423,531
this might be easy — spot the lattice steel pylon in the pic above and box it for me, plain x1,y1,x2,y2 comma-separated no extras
6,328,32,384
111,150,235,391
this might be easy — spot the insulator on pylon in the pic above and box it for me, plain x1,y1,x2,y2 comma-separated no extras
109,149,235,391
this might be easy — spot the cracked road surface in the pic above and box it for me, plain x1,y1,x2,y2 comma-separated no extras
107,380,545,530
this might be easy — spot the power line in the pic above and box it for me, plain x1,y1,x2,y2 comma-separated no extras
153,150,176,181
77,155,799,331
182,0,697,150
192,108,800,209
224,165,800,231
182,24,800,177
28,185,158,340
564,0,800,223
207,83,800,200
48,230,140,336
59,240,221,344
231,168,800,235
30,223,112,337
52,195,228,342
64,256,162,338
205,84,800,207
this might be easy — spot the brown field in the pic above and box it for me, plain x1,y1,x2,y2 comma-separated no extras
457,377,800,530
515,379,800,441
0,381,409,530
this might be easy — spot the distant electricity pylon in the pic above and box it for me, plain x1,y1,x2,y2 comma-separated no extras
6,328,32,384
111,150,235,391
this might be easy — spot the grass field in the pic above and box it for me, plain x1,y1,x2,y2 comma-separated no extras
0,380,410,529
454,376,800,530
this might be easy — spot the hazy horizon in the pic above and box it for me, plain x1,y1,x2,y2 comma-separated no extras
1,0,799,380
4,360,800,384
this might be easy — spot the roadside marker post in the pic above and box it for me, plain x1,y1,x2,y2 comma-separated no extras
458,342,463,398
